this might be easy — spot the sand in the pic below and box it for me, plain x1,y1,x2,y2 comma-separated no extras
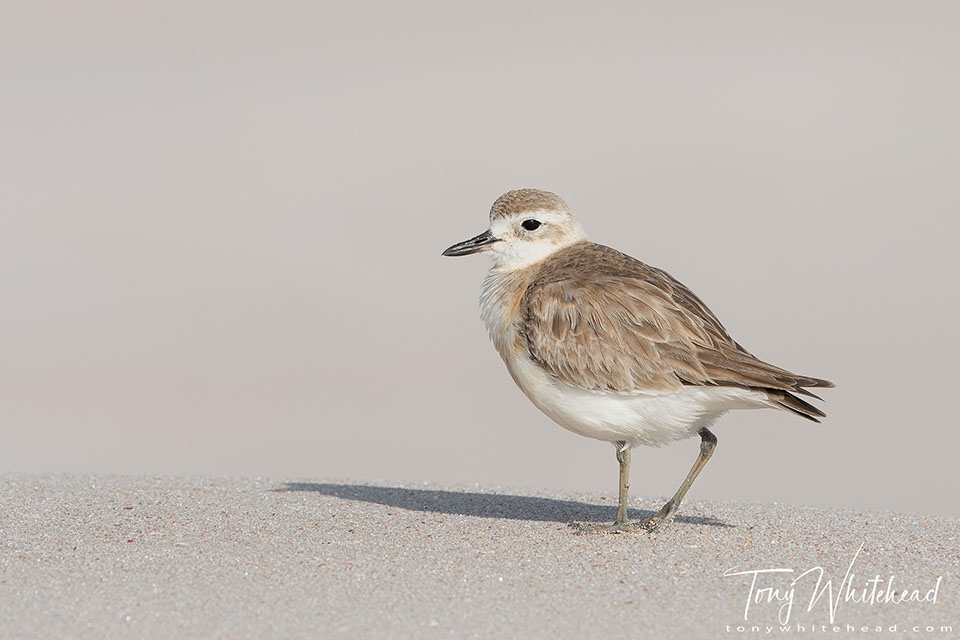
1,474,956,639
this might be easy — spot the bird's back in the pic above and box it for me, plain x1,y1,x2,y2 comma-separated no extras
519,241,833,421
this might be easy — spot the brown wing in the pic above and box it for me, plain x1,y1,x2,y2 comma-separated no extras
522,242,832,417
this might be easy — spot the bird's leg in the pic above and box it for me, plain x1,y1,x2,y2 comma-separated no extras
570,440,635,534
614,440,631,524
639,428,717,532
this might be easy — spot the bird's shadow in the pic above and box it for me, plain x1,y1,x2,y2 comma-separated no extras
275,482,732,528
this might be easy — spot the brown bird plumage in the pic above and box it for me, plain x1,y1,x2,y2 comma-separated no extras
522,241,833,421
443,188,833,533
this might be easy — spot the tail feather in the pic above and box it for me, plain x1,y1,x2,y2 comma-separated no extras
795,376,834,389
793,387,824,401
766,372,833,421
768,389,827,422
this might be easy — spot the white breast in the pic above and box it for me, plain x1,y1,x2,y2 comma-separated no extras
480,268,770,447
479,268,525,359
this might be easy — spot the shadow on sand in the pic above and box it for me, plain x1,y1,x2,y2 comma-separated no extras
275,482,731,528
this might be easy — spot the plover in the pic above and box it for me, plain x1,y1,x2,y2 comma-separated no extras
442,189,833,533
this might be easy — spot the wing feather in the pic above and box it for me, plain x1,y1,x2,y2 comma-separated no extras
522,242,834,399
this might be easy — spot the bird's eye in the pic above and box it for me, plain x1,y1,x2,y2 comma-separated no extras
521,219,542,231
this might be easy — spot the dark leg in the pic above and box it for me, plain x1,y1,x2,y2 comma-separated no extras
638,428,717,532
614,441,630,524
571,441,634,534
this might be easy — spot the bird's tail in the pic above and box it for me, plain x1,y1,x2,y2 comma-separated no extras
769,390,825,422
766,376,834,422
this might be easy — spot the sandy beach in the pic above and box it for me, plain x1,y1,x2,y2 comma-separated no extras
1,474,956,639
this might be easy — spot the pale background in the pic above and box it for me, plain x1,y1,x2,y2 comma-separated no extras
2,1,957,517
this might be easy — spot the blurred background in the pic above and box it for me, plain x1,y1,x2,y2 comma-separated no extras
3,1,958,517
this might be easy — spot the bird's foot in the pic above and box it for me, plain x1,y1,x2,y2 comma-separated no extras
634,514,672,532
568,520,641,535
569,510,677,535
635,501,677,532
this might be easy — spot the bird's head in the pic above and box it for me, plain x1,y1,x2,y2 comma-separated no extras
442,189,587,270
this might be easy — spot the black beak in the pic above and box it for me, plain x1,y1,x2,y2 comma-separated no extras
441,230,499,257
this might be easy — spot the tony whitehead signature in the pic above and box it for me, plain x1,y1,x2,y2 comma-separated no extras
724,543,943,624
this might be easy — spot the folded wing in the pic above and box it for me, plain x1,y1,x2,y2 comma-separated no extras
522,243,833,420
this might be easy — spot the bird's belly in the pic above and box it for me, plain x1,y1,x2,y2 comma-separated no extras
505,353,768,447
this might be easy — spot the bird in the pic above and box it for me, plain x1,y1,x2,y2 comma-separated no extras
442,188,833,533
